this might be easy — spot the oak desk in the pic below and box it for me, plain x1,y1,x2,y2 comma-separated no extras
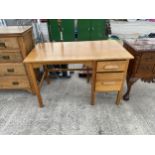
24,40,133,107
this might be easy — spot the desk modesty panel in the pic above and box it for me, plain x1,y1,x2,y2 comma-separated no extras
24,40,134,108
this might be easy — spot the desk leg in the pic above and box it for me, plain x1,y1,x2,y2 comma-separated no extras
91,62,97,105
116,90,123,105
28,64,43,108
116,60,129,105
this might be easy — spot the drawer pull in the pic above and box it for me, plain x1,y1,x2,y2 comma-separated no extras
7,68,14,73
102,81,116,85
0,42,6,48
2,56,10,60
104,65,119,70
12,81,19,85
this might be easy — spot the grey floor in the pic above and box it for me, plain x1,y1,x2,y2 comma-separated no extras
0,73,155,135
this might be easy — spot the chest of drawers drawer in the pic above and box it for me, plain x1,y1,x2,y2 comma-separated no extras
0,76,30,89
0,51,22,62
97,61,127,72
0,63,26,76
0,37,19,49
95,73,124,91
141,53,155,62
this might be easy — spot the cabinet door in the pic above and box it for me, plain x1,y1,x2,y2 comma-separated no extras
47,19,60,41
90,19,108,40
61,19,74,41
77,19,91,41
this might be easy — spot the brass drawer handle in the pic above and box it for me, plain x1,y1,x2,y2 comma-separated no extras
0,42,6,48
7,68,14,73
102,81,116,85
104,65,119,70
12,81,19,85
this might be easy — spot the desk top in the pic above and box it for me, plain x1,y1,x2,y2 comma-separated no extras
0,26,32,36
24,40,134,64
124,39,155,52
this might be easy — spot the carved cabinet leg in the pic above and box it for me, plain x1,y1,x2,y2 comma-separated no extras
123,77,138,101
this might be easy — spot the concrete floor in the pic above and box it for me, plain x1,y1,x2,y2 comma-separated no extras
0,73,155,135
0,20,155,135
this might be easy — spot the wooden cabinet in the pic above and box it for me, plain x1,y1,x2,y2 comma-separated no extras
123,39,155,100
0,26,34,92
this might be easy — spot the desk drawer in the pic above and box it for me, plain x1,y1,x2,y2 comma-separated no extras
0,63,26,76
0,37,19,50
0,51,22,62
95,73,124,91
97,61,127,72
0,76,30,89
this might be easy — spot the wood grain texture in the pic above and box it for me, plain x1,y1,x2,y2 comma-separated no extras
123,39,155,100
24,40,133,107
0,26,33,91
0,63,26,76
0,51,22,62
24,40,133,64
0,76,30,89
0,26,32,36
97,61,127,72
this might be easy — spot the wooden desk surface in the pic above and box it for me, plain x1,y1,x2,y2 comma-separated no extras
24,40,134,64
0,26,32,36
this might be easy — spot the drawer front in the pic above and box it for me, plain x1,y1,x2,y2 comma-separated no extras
141,53,155,63
0,76,30,89
95,73,124,91
0,63,26,76
0,37,19,50
135,62,155,77
0,52,22,62
97,61,127,72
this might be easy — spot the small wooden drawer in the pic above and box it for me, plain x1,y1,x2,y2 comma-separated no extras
0,63,26,76
95,73,124,91
0,51,22,62
0,37,19,49
97,61,127,72
0,76,30,89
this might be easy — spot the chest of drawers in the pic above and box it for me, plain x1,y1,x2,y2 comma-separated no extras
123,39,155,100
0,26,34,92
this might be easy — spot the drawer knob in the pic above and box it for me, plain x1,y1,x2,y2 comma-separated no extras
7,68,14,73
12,81,19,85
0,42,6,48
104,65,119,70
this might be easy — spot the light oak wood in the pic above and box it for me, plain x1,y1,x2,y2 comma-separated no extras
97,61,127,72
28,63,43,107
116,60,129,105
0,76,30,89
95,72,124,92
0,26,32,36
0,37,19,49
0,51,22,62
0,63,26,76
24,41,133,64
24,41,133,107
91,61,97,105
0,26,34,92
96,81,122,92
96,73,124,81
